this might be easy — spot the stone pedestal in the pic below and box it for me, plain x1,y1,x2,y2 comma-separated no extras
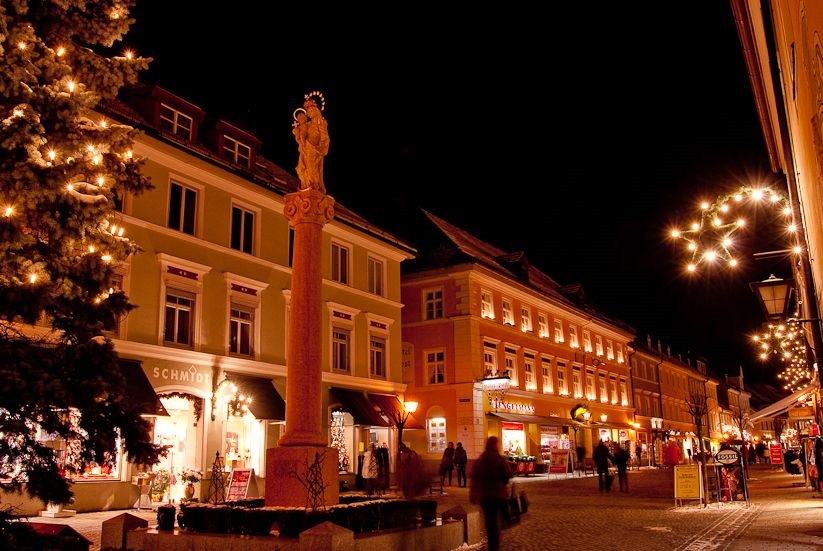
265,446,339,507
101,512,148,550
39,501,76,518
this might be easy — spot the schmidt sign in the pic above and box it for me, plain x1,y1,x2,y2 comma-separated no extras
715,449,740,465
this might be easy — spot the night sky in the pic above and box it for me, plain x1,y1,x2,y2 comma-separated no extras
124,3,788,384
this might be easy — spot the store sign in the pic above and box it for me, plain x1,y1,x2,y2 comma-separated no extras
491,400,535,413
152,364,211,387
715,449,740,465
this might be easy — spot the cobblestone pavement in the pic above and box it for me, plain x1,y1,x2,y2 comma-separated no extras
27,464,823,551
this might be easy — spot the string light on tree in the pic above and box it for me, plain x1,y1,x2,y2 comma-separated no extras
668,186,801,273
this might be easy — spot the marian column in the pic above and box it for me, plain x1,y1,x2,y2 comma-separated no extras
266,92,338,507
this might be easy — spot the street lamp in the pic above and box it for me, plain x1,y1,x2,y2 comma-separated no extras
750,274,794,321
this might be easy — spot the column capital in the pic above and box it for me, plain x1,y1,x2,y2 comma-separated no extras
284,190,335,226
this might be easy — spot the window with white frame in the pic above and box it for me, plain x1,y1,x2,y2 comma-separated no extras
164,289,194,347
620,379,628,406
557,362,568,395
520,306,532,332
569,325,579,348
331,242,350,285
554,318,564,343
585,370,595,400
595,335,604,356
480,290,494,319
423,288,444,320
332,328,351,373
524,354,536,391
370,336,386,378
229,303,254,357
428,416,447,453
572,368,582,398
104,273,125,337
610,377,618,404
583,330,592,352
599,375,608,403
606,339,614,360
367,256,384,297
159,103,193,141
616,344,624,364
504,348,518,387
541,356,553,393
537,313,549,339
168,181,197,235
230,205,255,254
222,135,251,167
502,299,514,326
426,350,445,385
483,342,498,377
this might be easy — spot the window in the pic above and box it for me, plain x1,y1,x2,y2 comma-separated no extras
554,319,564,343
423,288,444,320
557,363,568,395
538,313,549,339
370,336,386,378
610,377,618,404
367,256,384,296
620,379,628,406
426,350,445,385
520,306,532,332
606,339,614,360
222,135,251,167
645,396,652,417
480,290,494,319
572,368,582,398
585,371,595,400
230,206,255,254
104,273,124,336
524,355,536,391
569,325,579,348
502,299,514,326
168,181,197,235
332,328,351,373
164,289,194,346
599,375,608,403
229,303,254,357
583,330,592,352
595,335,604,356
483,342,498,377
616,344,624,364
159,103,193,141
541,357,553,393
428,417,447,453
505,348,518,387
331,242,350,285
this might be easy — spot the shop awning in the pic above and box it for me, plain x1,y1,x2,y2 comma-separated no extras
488,411,569,426
224,372,285,420
330,388,392,427
367,393,425,430
118,358,168,417
750,382,819,421
595,421,637,431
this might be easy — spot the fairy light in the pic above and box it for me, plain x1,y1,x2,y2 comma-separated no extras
788,223,797,233
124,50,134,60
67,80,76,92
100,119,108,128
29,273,37,284
4,207,13,217
793,245,802,254
125,150,133,159
671,229,680,238
729,258,738,267
48,149,56,161
700,201,710,210
96,176,104,187
18,42,26,50
754,318,815,392
88,245,95,253
101,255,112,263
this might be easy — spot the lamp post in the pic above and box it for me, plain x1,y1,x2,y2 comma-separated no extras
389,400,418,465
750,274,794,320
570,404,591,471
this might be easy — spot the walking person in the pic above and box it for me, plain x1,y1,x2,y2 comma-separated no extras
593,439,613,493
469,436,512,551
440,441,455,486
613,444,630,492
454,441,468,487
362,443,379,496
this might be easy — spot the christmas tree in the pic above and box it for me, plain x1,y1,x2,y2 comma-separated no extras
0,0,163,506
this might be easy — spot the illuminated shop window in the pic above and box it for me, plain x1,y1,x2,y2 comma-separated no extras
427,417,447,453
154,394,201,501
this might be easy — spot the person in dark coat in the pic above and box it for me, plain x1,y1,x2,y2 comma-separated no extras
454,441,468,487
376,442,390,493
593,440,613,492
470,436,511,551
440,441,455,486
613,445,630,492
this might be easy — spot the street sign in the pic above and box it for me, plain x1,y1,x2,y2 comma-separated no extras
715,449,740,465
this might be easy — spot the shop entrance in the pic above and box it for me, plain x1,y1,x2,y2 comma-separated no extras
153,393,201,502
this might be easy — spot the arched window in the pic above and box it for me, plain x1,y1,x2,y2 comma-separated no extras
427,406,447,453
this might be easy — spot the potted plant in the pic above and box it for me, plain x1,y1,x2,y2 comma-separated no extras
150,468,171,502
179,468,202,501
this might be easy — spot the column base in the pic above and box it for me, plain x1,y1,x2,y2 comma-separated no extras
265,446,339,508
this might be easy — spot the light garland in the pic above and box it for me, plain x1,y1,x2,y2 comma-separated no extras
669,185,801,273
752,318,815,392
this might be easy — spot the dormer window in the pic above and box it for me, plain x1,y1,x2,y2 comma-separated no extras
223,135,251,167
159,103,193,141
